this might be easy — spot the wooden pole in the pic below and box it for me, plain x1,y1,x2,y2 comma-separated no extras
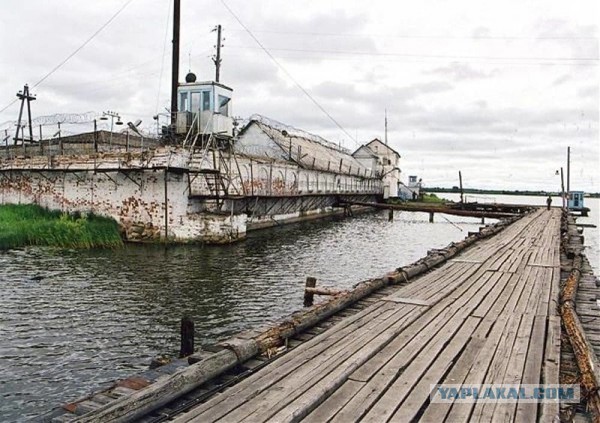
58,122,63,155
93,119,98,152
459,170,464,205
561,167,566,209
304,277,317,307
567,146,571,196
179,316,194,358
429,212,434,223
171,0,181,126
388,208,393,221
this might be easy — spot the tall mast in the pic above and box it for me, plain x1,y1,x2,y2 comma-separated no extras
384,109,388,145
170,0,181,125
213,24,222,82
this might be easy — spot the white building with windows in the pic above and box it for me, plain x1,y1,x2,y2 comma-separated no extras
352,138,401,198
175,73,234,137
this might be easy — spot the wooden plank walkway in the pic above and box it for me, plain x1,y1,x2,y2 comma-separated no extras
173,209,562,423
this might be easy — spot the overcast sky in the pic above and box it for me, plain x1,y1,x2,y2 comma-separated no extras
0,0,598,191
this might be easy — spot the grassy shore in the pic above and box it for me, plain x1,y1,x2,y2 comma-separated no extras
0,204,123,250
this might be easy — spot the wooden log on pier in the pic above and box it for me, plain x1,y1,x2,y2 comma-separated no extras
560,212,600,422
305,287,343,296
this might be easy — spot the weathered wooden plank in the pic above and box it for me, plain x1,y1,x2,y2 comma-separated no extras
469,313,522,421
333,267,508,422
490,313,535,422
418,337,486,422
387,316,483,422
444,314,513,423
223,307,423,422
540,314,561,421
302,380,365,423
514,315,546,422
382,296,431,306
172,301,396,422
349,270,496,384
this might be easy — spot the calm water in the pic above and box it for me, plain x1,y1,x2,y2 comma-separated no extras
0,196,597,421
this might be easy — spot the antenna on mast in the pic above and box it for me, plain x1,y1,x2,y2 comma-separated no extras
384,108,388,145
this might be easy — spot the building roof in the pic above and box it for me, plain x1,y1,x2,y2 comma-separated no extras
237,115,374,177
363,138,401,158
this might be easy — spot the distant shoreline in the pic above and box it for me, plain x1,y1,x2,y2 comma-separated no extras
424,187,600,199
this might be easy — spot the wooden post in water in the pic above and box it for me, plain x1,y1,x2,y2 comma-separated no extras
459,170,464,206
560,167,566,210
304,277,317,307
429,212,434,223
179,316,194,358
388,208,394,221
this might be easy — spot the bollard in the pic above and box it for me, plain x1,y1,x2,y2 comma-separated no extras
481,217,485,224
429,212,434,223
388,208,393,221
304,277,317,307
179,316,195,358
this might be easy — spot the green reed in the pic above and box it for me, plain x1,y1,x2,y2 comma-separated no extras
0,204,123,250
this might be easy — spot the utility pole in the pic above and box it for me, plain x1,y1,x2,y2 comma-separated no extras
171,0,181,126
459,171,464,205
213,24,223,82
14,84,36,145
566,146,571,196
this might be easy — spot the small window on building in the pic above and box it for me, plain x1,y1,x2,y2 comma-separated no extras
180,92,189,112
218,95,230,116
190,92,201,112
202,91,211,111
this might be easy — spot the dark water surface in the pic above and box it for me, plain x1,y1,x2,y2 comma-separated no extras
1,210,492,420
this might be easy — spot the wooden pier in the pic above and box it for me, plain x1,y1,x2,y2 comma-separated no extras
169,208,562,422
41,207,600,422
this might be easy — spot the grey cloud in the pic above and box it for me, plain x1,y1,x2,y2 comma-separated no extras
428,63,498,81
553,74,572,86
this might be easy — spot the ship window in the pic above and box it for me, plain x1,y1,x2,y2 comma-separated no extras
218,95,230,116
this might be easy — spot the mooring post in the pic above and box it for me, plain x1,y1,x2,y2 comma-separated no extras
429,212,434,223
388,208,394,221
179,316,194,358
481,217,485,224
304,277,317,307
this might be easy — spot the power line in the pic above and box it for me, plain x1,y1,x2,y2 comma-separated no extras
227,28,599,41
225,45,599,62
219,0,359,147
0,0,135,115
33,0,135,88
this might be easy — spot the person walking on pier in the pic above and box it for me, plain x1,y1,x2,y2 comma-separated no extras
546,195,552,210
